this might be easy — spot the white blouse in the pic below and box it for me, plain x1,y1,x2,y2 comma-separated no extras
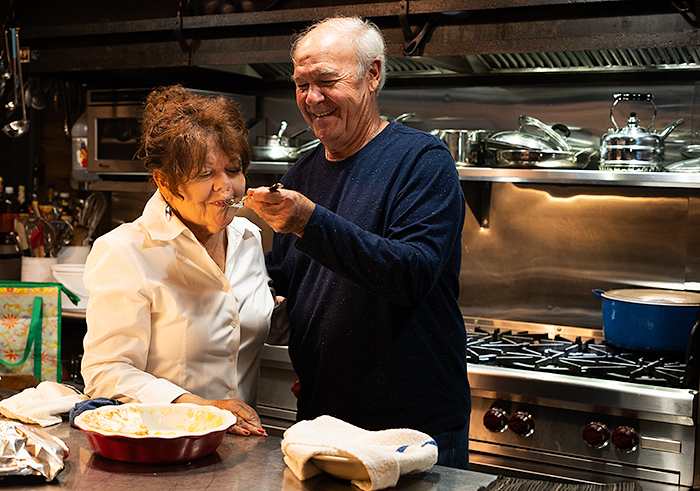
81,191,274,406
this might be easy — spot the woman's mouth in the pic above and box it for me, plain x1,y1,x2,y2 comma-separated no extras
211,198,235,207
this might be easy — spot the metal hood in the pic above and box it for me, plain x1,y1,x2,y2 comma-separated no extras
12,0,700,87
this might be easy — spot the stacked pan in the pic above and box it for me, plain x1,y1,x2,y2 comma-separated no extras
483,115,598,169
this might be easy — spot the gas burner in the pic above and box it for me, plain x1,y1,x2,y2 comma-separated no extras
466,328,687,387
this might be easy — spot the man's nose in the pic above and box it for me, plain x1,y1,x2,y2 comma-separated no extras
304,84,325,105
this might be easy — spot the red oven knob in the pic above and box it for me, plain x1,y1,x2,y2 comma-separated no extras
611,426,639,453
582,422,610,448
509,411,535,437
483,407,509,433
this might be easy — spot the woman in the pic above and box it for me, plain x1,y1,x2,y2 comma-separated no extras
81,85,272,436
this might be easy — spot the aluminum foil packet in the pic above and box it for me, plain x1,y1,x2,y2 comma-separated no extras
0,421,68,481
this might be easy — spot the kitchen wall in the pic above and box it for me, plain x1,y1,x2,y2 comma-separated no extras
250,80,700,329
12,77,699,331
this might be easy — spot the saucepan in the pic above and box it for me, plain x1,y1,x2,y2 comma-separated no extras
251,138,319,162
430,129,492,166
251,121,318,162
592,288,700,352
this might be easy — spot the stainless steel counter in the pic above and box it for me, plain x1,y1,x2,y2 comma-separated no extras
4,421,498,491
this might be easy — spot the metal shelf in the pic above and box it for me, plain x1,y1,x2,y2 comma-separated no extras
457,167,700,188
248,161,293,174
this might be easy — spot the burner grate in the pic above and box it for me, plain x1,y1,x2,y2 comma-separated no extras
466,328,687,387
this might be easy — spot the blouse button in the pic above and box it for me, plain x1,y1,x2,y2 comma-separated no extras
228,390,236,398
228,355,235,363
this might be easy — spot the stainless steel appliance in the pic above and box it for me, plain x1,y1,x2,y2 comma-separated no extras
86,88,256,176
257,316,698,490
86,88,150,175
463,317,696,491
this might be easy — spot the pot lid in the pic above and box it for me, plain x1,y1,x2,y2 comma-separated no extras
601,288,700,306
665,157,700,173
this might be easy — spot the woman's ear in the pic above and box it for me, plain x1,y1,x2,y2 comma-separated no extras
153,169,173,202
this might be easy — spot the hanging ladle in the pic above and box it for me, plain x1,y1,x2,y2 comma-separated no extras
3,27,29,138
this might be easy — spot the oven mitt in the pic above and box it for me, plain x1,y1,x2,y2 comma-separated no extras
281,415,438,491
0,381,87,427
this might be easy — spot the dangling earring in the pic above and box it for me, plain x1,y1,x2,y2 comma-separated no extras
165,203,172,221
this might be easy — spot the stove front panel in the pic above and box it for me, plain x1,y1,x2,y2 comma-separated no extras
467,365,697,488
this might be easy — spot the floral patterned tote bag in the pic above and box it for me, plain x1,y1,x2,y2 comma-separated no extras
0,282,80,382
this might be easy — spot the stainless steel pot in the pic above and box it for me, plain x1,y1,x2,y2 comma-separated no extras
599,93,684,171
430,129,492,166
251,121,319,162
251,138,319,162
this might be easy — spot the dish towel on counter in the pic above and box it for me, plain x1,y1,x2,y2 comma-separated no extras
281,415,438,491
0,381,87,426
478,476,643,491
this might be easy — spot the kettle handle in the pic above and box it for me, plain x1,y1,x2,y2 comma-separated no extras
591,289,605,299
610,93,657,131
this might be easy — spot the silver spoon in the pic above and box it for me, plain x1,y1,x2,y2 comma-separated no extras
223,183,282,208
2,28,29,138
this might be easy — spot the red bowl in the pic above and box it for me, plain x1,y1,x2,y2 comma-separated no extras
74,403,237,464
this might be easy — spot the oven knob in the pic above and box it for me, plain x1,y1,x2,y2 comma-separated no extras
611,426,639,453
483,407,509,433
582,422,610,448
509,411,535,437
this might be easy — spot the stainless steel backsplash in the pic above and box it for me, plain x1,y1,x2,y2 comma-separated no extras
379,81,700,329
458,182,700,328
107,80,700,330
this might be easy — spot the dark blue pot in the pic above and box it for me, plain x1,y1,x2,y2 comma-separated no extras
592,289,700,352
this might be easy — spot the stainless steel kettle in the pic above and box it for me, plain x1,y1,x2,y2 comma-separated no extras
599,93,684,171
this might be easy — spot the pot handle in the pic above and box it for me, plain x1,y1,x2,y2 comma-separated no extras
610,93,657,131
518,115,571,151
591,289,605,299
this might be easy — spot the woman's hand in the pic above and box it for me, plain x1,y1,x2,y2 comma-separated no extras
173,393,267,436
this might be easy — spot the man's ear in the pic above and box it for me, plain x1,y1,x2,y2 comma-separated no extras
368,58,381,92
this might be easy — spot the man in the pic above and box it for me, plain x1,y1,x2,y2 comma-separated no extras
246,16,470,469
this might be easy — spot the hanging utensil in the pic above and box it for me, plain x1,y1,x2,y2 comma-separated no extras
80,192,107,245
26,77,47,111
0,31,10,101
3,29,14,111
2,28,29,138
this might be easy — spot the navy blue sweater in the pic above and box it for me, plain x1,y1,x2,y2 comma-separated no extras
266,121,470,436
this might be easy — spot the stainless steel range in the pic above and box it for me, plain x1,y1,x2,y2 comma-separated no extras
257,316,699,490
464,316,697,491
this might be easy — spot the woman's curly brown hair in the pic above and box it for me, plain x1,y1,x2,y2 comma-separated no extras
136,85,251,199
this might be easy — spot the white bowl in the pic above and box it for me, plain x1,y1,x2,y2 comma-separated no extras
50,263,88,311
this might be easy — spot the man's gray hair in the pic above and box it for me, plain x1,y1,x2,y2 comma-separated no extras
291,16,387,93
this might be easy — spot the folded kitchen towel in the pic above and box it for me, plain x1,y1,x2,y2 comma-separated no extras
0,381,87,426
281,415,438,491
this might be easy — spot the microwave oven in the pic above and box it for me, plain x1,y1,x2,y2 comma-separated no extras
86,88,256,175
